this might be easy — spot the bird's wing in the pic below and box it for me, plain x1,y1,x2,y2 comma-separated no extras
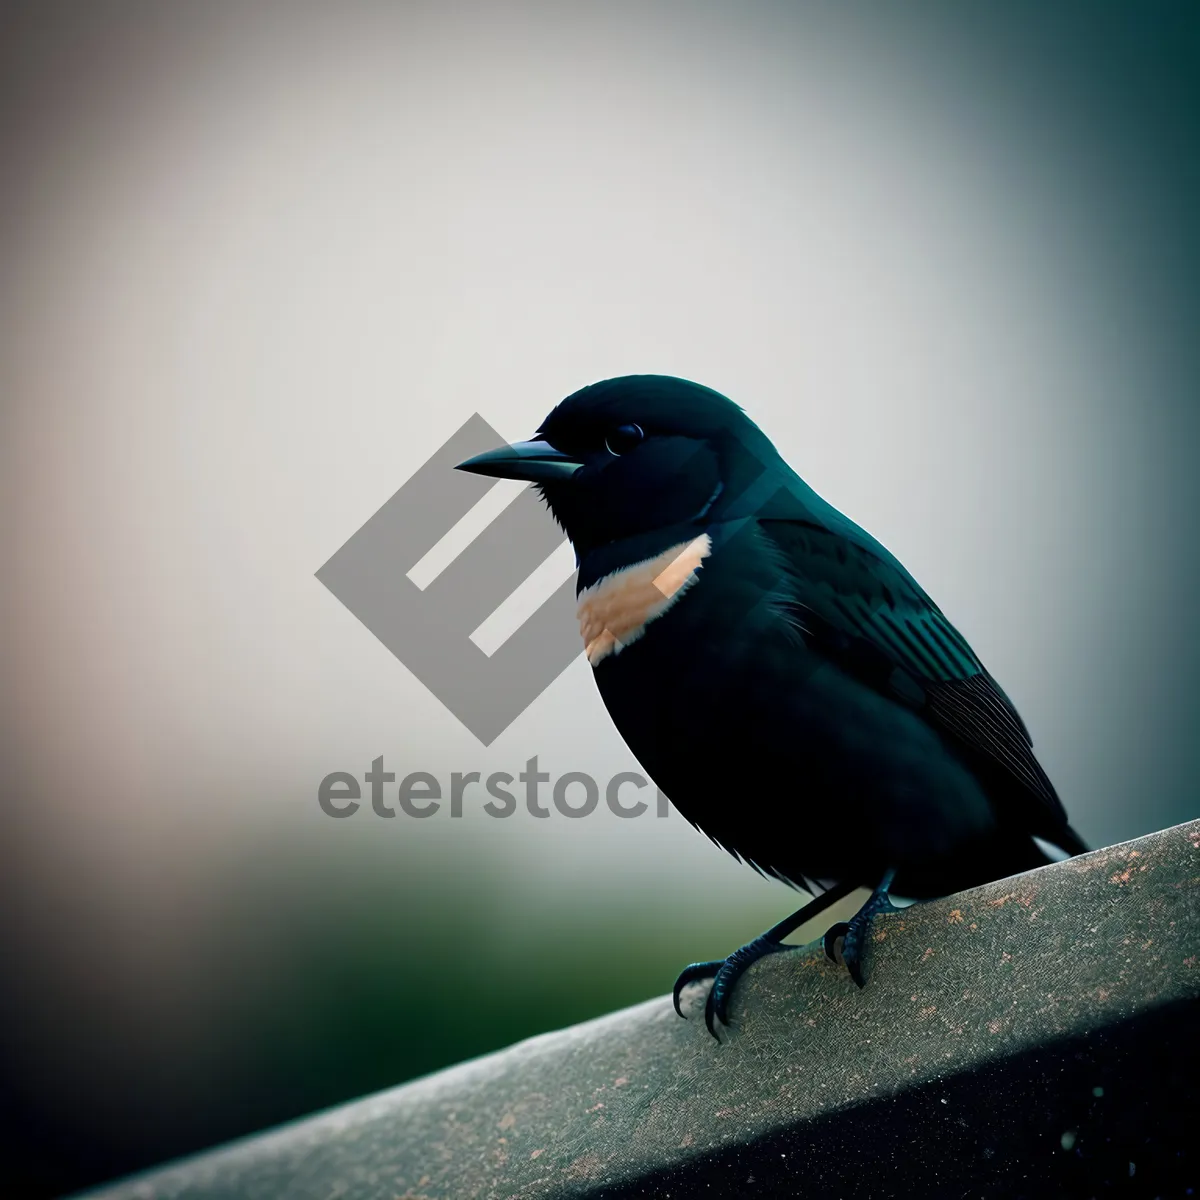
755,514,1068,831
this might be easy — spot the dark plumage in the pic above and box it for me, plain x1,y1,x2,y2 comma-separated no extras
457,374,1087,1035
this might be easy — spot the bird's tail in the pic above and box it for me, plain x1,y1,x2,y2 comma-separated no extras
1032,823,1090,864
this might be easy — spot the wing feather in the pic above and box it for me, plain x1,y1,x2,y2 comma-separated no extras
757,516,1067,830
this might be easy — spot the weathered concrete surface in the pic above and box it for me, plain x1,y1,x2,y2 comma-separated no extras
79,821,1200,1199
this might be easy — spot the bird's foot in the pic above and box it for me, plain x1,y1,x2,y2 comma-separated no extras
672,883,858,1039
823,871,900,987
672,935,791,1039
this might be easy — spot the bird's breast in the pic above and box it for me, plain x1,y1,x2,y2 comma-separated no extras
576,533,712,666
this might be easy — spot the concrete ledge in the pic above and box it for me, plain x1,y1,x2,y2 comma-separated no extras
81,821,1200,1199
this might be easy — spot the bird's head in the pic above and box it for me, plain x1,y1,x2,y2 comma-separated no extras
455,375,785,560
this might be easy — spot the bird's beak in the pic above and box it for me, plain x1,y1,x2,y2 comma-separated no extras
454,439,583,483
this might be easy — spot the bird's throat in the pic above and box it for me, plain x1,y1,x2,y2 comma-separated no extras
576,534,712,666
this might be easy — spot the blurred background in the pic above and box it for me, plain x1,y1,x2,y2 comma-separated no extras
1,1,1197,1195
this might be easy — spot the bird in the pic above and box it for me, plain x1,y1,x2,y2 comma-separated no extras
456,374,1088,1038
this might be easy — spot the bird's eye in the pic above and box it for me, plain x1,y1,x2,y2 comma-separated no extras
605,423,644,455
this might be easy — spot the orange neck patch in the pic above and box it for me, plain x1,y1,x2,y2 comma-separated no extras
577,534,712,666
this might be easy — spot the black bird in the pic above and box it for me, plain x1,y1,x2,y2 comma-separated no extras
457,375,1087,1038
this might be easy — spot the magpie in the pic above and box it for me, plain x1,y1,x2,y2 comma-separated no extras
457,375,1087,1038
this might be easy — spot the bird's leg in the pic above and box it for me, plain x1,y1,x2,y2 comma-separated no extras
673,881,856,1039
823,868,900,987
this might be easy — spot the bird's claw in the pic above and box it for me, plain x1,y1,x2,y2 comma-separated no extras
673,936,790,1039
671,960,723,1018
823,921,850,965
823,880,900,987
